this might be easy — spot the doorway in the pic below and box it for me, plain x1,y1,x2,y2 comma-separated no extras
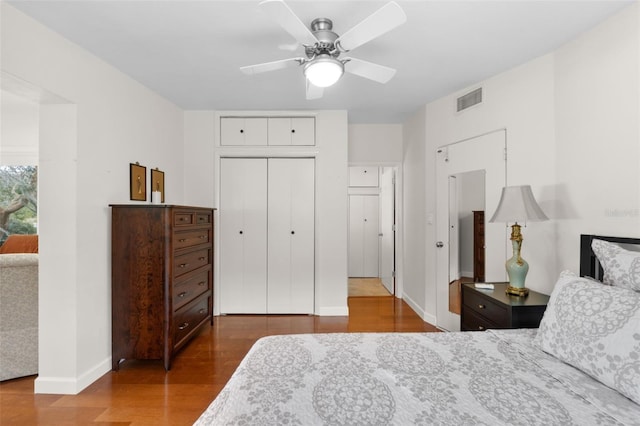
435,130,507,331
447,170,486,315
347,165,398,297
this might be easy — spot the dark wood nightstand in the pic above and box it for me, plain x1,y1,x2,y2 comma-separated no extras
461,283,549,331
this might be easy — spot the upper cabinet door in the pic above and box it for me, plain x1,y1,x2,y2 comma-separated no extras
220,117,268,146
349,166,379,187
268,117,315,146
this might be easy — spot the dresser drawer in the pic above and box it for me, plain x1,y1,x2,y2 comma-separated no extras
174,211,194,226
174,248,210,277
173,270,210,311
196,212,212,225
173,294,210,348
174,228,211,249
463,289,508,325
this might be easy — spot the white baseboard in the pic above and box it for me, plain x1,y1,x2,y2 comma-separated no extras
35,357,111,395
317,305,349,316
402,293,437,326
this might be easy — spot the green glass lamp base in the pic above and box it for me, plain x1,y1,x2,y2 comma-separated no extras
505,223,529,297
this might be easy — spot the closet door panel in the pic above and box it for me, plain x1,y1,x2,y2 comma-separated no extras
268,158,315,314
220,158,268,313
362,195,380,277
349,195,379,277
348,195,365,277
220,118,267,146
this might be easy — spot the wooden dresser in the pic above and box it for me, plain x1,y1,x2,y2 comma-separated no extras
461,283,549,331
473,210,485,282
110,205,214,370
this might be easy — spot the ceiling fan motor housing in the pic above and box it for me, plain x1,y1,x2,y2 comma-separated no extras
306,18,340,58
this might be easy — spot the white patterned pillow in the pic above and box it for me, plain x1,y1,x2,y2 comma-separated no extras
537,271,640,405
591,239,640,291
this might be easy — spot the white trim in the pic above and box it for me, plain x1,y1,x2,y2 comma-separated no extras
402,292,437,326
317,305,349,316
35,357,111,395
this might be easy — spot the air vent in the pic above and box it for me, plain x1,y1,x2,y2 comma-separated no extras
457,88,482,112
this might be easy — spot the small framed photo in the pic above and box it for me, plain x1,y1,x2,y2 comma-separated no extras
130,162,147,201
151,168,165,203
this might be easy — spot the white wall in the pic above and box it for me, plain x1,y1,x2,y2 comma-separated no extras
2,4,184,394
348,124,403,163
554,3,640,271
1,90,39,165
183,110,349,315
403,2,639,323
402,106,432,321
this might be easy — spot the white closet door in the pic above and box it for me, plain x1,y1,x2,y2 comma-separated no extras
220,158,268,313
348,195,379,277
267,158,315,314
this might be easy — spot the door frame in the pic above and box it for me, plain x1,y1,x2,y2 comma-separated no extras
348,162,402,297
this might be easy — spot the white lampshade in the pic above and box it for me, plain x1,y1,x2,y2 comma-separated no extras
489,185,548,224
304,55,344,88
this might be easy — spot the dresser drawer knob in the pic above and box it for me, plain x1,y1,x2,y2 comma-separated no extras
198,256,206,261
179,263,188,268
478,325,485,331
178,322,189,330
178,238,187,242
178,292,187,298
198,309,206,314
478,304,486,309
198,281,206,286
199,235,206,239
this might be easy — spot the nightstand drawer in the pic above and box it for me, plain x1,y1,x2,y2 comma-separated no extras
461,307,502,331
463,289,508,325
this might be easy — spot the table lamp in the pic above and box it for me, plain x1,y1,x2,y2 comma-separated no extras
489,185,548,296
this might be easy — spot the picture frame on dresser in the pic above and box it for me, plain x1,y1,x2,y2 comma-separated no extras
129,162,146,201
151,168,165,203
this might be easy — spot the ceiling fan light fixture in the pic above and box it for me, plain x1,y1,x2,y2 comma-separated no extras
304,55,344,88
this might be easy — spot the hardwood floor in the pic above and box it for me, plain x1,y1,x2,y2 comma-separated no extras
0,297,438,425
348,277,393,297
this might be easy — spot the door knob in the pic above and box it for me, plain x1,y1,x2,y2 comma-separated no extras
436,241,444,248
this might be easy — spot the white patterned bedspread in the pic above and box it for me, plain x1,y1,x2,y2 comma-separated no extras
195,329,640,425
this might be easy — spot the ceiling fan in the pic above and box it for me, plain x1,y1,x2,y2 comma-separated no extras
240,0,407,100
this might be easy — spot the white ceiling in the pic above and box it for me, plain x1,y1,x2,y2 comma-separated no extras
7,0,633,123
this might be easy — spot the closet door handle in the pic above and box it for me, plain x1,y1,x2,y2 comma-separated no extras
239,230,243,235
291,231,295,235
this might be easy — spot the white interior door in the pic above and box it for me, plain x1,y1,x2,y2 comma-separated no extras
267,158,315,313
219,158,268,313
379,167,395,294
349,195,379,277
436,130,506,331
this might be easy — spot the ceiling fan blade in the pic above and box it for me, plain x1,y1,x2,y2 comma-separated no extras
336,1,407,52
259,0,318,47
343,57,396,84
240,58,302,75
306,80,324,100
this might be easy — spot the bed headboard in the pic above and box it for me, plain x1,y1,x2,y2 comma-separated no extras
580,234,640,280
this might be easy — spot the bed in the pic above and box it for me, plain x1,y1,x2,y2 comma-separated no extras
195,234,640,425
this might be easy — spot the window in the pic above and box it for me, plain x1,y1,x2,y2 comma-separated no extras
0,165,38,245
